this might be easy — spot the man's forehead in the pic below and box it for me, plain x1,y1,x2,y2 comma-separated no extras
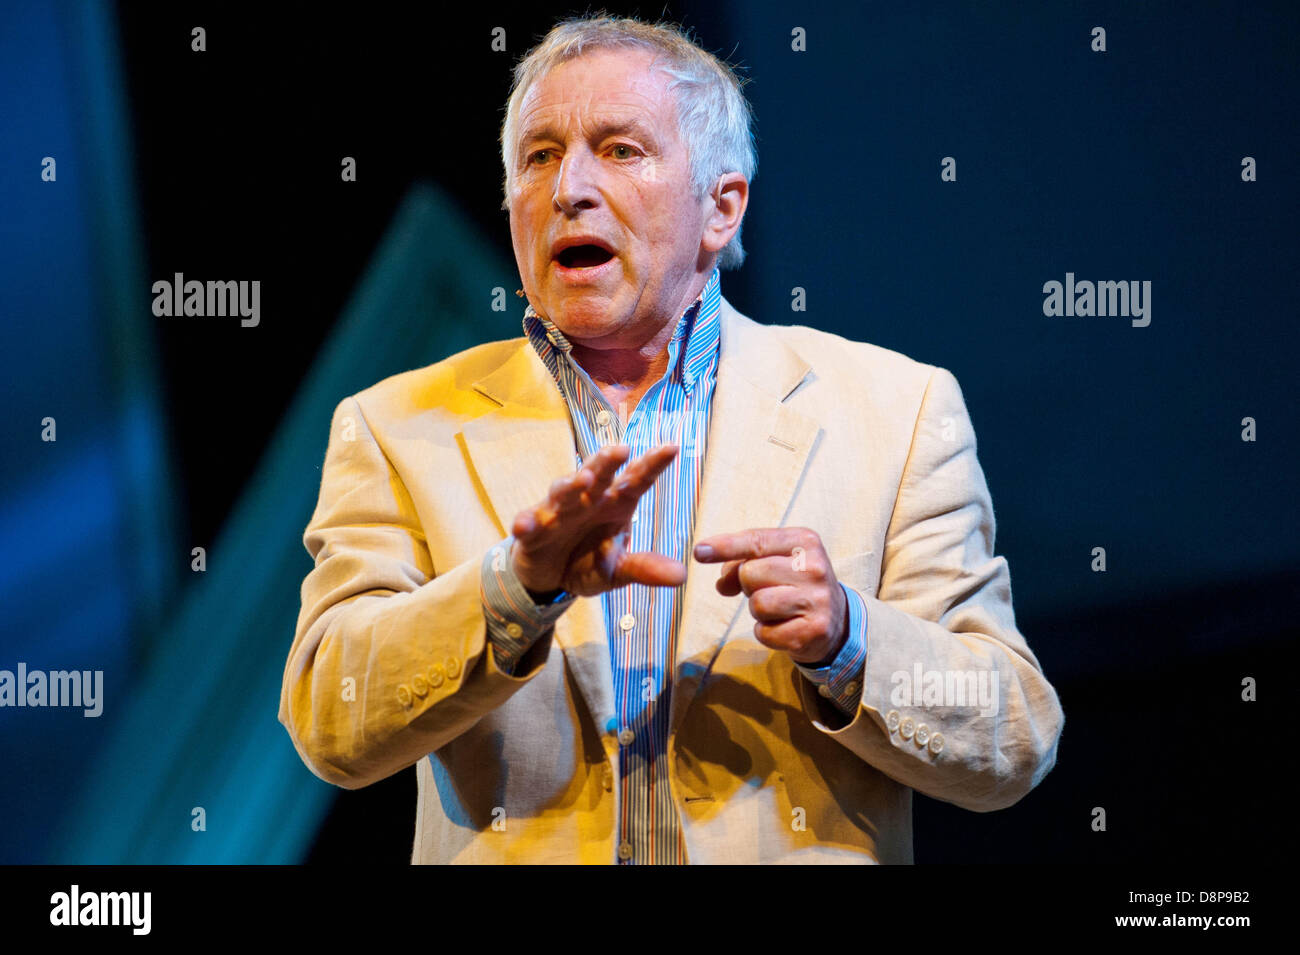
517,49,676,133
517,97,662,137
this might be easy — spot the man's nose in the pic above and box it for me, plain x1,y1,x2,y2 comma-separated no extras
553,150,599,215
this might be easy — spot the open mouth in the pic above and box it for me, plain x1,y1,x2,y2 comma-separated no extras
556,244,615,269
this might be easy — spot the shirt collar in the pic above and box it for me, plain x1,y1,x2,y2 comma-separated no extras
523,267,721,394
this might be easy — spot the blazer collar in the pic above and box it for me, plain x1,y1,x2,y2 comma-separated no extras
460,296,820,737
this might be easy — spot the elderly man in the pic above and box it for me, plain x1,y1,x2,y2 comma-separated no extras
279,15,1064,864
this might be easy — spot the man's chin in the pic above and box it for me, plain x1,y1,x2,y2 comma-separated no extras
544,289,627,340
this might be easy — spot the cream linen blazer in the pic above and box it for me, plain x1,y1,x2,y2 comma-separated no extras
279,296,1064,864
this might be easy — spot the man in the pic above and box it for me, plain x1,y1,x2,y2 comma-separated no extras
279,15,1064,864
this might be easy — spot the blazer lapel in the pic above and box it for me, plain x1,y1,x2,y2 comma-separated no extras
668,298,821,736
459,343,617,732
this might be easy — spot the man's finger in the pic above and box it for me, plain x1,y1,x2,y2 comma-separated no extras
713,554,798,597
693,527,809,563
715,558,744,596
583,444,629,503
620,443,678,488
549,466,595,513
748,584,812,623
604,444,678,507
583,443,630,482
752,617,821,658
515,445,629,542
512,507,543,541
613,551,687,588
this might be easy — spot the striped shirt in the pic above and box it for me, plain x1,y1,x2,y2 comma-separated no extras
479,268,868,863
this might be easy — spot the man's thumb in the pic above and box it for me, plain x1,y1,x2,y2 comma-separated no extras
614,552,687,588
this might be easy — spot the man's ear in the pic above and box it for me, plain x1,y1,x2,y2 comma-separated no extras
700,173,749,256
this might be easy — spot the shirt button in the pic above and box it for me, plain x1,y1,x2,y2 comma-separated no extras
845,680,861,698
817,684,832,698
505,622,523,639
886,709,901,732
619,613,636,631
618,842,633,861
928,732,945,755
595,409,613,427
899,717,915,740
914,723,931,746
618,728,635,746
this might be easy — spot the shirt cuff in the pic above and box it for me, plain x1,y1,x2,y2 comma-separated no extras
480,535,576,674
795,583,868,716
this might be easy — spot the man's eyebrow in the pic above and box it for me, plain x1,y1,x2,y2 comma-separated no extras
592,118,659,145
518,121,563,149
518,116,660,153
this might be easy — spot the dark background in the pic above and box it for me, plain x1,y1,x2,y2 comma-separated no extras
1,0,1294,864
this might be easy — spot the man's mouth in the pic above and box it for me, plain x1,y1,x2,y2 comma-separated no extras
555,244,616,269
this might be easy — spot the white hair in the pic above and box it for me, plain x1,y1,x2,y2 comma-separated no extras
500,14,757,269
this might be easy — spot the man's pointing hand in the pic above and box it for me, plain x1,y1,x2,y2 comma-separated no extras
693,527,849,666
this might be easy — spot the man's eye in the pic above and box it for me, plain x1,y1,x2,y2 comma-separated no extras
528,149,554,165
610,144,636,160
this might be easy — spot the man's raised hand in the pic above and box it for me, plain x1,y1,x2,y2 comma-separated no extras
509,443,685,598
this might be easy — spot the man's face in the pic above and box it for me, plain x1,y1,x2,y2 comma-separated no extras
508,48,711,348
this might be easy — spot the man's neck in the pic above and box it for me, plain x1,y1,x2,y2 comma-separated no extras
568,319,675,419
567,270,710,420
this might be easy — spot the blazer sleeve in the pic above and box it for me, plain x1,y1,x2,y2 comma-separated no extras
278,395,553,790
797,366,1065,811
